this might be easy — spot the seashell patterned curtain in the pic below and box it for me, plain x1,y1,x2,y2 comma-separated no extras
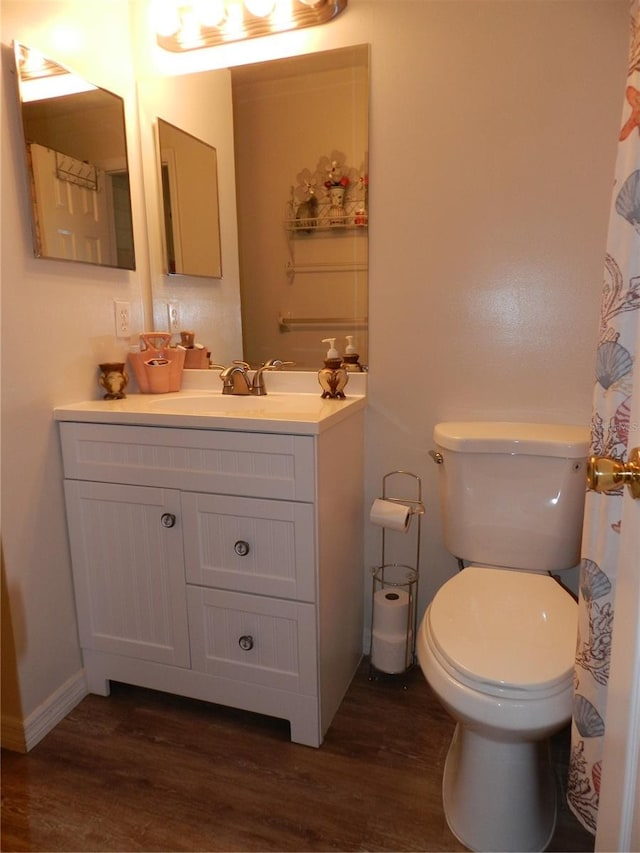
567,0,640,835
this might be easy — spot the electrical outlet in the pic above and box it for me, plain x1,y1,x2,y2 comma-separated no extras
114,300,130,338
168,302,180,334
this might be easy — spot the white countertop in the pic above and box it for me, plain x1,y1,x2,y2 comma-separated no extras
54,372,366,436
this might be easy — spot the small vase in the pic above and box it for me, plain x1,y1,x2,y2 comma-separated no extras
328,185,346,225
99,362,129,399
318,359,348,398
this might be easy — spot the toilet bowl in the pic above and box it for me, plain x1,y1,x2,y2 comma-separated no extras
419,421,588,853
418,567,577,853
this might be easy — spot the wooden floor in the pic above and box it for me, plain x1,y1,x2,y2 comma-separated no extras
1,661,595,852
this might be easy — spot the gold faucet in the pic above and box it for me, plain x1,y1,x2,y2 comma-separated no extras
251,359,295,395
219,359,294,396
219,361,252,395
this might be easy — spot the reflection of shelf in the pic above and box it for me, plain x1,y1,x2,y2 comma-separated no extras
285,260,367,276
279,314,368,331
284,199,368,233
285,219,368,233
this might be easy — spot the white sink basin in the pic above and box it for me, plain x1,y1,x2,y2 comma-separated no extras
148,392,331,416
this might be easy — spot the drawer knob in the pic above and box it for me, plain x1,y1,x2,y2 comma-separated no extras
160,513,176,528
234,540,250,556
238,635,254,651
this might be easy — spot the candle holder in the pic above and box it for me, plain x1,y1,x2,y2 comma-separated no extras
98,362,129,399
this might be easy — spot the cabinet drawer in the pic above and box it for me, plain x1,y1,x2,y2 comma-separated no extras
59,422,315,501
187,587,317,695
182,492,315,601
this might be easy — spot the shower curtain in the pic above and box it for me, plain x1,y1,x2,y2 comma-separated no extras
567,0,640,835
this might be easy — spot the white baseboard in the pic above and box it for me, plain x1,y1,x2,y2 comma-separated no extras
1,669,88,753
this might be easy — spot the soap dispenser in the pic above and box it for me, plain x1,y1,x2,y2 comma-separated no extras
318,338,348,399
342,336,363,372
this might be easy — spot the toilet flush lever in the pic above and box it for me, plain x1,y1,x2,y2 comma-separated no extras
587,447,640,499
429,450,443,464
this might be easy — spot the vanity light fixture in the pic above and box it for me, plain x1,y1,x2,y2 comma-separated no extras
16,43,97,102
154,0,347,51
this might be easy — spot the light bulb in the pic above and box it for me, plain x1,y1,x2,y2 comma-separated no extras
151,0,182,36
21,46,46,76
222,0,245,35
193,0,226,27
245,0,276,17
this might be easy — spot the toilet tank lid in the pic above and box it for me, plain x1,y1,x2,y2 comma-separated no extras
434,421,590,458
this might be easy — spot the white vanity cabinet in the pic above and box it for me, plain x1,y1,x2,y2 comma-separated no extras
58,410,364,748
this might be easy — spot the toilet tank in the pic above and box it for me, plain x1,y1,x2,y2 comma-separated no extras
434,422,590,572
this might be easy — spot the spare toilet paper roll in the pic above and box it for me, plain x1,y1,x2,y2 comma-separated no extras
371,629,413,674
369,498,412,532
373,587,411,635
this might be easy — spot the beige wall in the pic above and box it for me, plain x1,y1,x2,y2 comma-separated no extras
366,0,627,609
1,0,148,739
1,0,629,738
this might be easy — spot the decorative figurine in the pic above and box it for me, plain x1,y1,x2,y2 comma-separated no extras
318,358,348,398
98,362,128,399
318,338,348,398
324,160,350,225
295,195,318,232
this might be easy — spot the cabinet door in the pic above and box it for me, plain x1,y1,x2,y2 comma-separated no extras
64,480,190,667
182,492,315,601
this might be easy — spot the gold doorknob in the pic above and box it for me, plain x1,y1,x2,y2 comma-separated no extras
587,447,640,499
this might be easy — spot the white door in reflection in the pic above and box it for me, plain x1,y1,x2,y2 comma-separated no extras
29,143,114,265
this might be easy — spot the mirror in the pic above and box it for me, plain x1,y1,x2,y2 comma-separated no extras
141,44,369,369
157,119,222,278
13,42,135,270
232,46,369,369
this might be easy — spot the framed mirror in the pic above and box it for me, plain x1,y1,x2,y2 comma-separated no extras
13,42,135,270
157,118,222,277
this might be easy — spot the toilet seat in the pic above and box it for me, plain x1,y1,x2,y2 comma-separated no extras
427,566,577,699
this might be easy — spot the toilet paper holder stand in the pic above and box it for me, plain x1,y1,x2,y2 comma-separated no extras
369,471,425,681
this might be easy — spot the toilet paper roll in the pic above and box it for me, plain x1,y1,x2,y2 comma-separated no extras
372,587,411,635
369,498,412,532
371,629,413,674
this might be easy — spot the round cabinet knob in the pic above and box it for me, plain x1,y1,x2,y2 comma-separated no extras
234,540,250,557
238,635,254,651
160,513,177,528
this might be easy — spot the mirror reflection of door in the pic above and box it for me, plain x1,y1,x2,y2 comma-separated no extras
157,118,222,278
28,143,113,264
13,42,136,270
160,154,180,274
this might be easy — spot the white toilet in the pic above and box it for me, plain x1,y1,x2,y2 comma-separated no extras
417,421,589,853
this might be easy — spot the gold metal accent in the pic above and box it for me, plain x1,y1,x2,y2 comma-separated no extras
587,447,640,500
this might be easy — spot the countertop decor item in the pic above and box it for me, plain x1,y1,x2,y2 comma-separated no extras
128,332,186,392
180,330,210,369
98,362,129,400
318,338,348,398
